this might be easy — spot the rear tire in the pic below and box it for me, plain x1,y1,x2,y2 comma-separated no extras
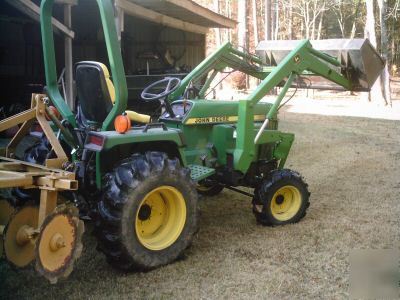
23,139,51,165
94,151,199,270
13,139,51,204
252,169,310,226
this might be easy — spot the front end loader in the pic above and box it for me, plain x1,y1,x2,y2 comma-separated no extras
0,0,384,283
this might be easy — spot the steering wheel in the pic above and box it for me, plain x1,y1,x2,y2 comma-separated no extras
141,77,181,118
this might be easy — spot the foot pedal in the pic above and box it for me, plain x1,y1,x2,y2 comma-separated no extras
188,165,215,181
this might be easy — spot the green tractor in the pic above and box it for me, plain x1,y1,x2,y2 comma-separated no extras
0,0,384,282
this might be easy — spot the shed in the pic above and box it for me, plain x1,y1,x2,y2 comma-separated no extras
0,0,235,114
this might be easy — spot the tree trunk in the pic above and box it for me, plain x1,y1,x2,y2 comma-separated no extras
317,2,325,40
350,0,362,38
226,0,232,42
288,0,293,39
271,0,276,40
365,0,386,104
265,0,272,40
274,0,279,39
377,0,391,105
252,0,259,47
214,0,223,90
311,0,316,39
237,0,247,48
237,0,248,88
213,0,221,47
335,0,346,38
305,1,310,38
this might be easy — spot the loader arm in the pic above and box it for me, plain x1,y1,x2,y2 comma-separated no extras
234,40,354,172
169,40,353,103
168,42,267,101
168,40,356,173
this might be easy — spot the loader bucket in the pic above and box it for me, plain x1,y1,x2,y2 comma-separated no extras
256,39,385,91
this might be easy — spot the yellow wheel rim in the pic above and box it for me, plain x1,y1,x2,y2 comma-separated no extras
135,186,186,251
271,185,302,221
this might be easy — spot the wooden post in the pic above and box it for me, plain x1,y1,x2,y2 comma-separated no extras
265,0,271,40
365,0,386,104
64,3,74,109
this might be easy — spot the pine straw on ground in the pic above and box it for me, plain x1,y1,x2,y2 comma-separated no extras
1,112,399,299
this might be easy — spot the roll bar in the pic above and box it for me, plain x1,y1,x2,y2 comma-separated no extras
40,0,128,131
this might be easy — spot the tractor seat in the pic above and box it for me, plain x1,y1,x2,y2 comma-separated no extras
75,61,114,123
75,61,150,125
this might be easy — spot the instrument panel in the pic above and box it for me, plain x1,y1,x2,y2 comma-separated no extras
160,101,192,120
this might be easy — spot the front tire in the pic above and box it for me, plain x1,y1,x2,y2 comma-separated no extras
94,152,199,270
252,169,310,226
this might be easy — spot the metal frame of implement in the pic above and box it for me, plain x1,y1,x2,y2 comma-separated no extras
0,94,78,255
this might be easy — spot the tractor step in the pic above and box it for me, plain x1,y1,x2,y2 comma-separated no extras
188,164,215,181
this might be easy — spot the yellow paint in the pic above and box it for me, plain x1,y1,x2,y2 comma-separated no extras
98,62,150,124
135,186,186,251
38,214,75,272
0,199,15,258
98,62,116,103
270,185,302,221
0,199,14,228
185,114,265,125
126,110,151,124
4,206,38,267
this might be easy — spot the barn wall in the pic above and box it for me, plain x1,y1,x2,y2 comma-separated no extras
122,14,206,74
0,1,207,111
71,2,206,74
0,4,64,109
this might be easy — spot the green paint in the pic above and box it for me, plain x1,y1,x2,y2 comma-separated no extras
40,0,359,190
40,0,77,128
40,0,127,132
96,129,184,150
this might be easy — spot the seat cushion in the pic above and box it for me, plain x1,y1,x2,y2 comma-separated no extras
75,61,114,123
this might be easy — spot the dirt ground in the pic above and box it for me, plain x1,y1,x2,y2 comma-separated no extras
1,108,399,299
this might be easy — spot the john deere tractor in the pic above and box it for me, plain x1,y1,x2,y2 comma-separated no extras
0,0,384,283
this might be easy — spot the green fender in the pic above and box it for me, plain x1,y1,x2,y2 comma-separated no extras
84,127,186,188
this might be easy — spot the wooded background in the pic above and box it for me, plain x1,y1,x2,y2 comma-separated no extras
198,0,399,104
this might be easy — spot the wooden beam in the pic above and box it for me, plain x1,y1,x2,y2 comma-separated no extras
64,4,74,109
55,0,78,5
5,0,75,38
116,0,208,35
165,0,236,28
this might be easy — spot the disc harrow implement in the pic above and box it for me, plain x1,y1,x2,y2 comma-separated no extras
0,156,81,283
35,204,84,284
